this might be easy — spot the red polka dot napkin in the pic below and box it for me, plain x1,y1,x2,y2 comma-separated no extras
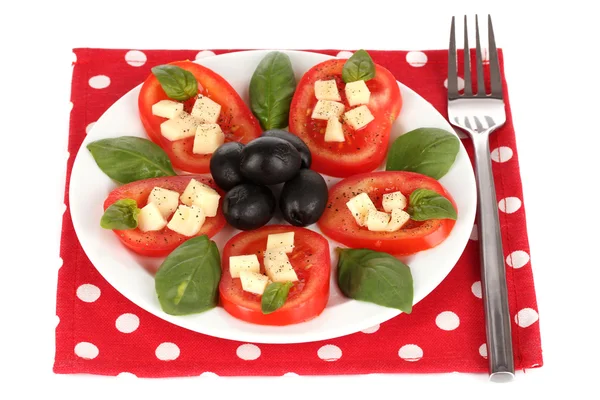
54,48,543,377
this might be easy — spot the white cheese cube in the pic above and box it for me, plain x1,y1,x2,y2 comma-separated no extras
324,117,345,142
190,95,221,124
167,205,205,237
239,271,270,295
311,100,345,120
151,100,183,119
344,105,375,130
386,209,411,232
229,254,260,278
263,247,289,260
180,179,221,217
346,192,377,227
147,187,180,218
193,124,224,155
266,232,295,253
314,79,341,101
344,80,371,106
382,191,408,212
366,210,391,232
137,202,167,232
264,253,298,283
160,111,200,141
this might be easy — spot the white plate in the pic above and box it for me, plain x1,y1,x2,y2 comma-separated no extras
69,50,476,344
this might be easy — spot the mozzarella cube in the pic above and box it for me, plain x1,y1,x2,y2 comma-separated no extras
344,80,371,106
264,253,298,283
324,117,345,142
180,179,221,217
311,100,345,120
266,232,295,253
160,111,200,141
137,202,167,232
229,254,260,278
315,79,341,101
346,192,377,227
191,95,221,124
167,205,205,236
263,246,289,260
366,210,391,232
152,100,184,119
382,191,408,212
344,105,375,130
147,187,180,218
239,271,270,295
193,124,224,155
386,208,411,232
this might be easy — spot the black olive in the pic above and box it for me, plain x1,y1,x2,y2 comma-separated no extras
209,142,245,191
262,129,312,168
239,137,302,186
223,183,276,230
279,169,328,227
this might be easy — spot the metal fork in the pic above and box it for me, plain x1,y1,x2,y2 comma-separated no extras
448,15,514,382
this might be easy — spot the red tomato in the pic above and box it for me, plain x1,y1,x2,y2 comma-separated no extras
289,59,402,177
103,176,226,257
318,171,456,255
219,225,331,326
138,61,262,173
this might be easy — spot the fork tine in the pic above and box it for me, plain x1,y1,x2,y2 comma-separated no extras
448,16,459,99
488,15,503,98
475,15,486,96
463,16,473,96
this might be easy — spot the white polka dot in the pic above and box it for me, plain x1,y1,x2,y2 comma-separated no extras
479,343,488,358
195,50,216,60
76,284,101,303
86,122,95,134
283,372,299,377
318,344,342,361
507,250,530,269
361,324,380,334
89,75,111,89
470,224,478,241
125,50,147,67
336,51,353,59
471,281,482,299
74,342,99,359
117,372,137,378
57,257,63,270
236,344,261,360
498,197,522,214
406,51,428,67
155,342,180,361
55,315,60,328
199,372,218,378
435,311,460,331
491,146,513,163
61,203,67,215
515,308,539,328
398,344,423,361
115,313,140,333
444,77,465,91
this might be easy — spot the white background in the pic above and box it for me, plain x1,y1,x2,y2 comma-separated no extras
1,0,598,398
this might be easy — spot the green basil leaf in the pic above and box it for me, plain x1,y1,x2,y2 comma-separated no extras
261,281,293,314
155,235,221,316
337,248,413,313
151,64,198,101
87,136,176,184
385,128,460,179
100,199,140,230
408,188,457,221
342,50,376,83
249,51,296,130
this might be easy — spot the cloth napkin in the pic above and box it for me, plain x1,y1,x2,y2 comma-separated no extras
54,48,543,377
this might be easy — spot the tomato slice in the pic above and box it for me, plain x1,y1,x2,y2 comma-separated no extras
317,171,456,255
138,61,262,173
289,59,402,177
219,225,330,326
103,176,226,257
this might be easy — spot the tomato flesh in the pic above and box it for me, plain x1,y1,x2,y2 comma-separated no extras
219,225,331,326
103,176,226,257
317,171,456,255
289,59,402,177
138,61,262,173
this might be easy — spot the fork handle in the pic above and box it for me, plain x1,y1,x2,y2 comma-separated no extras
472,134,515,382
